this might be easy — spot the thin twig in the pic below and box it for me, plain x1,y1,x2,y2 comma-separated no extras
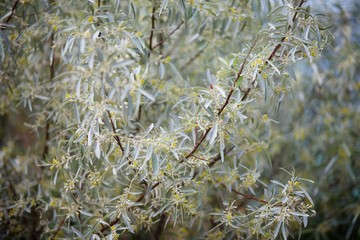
217,38,259,116
191,154,211,161
192,146,235,180
43,33,55,160
153,21,184,50
107,110,125,154
42,121,49,159
50,216,66,240
100,181,160,233
220,183,268,204
184,127,211,159
148,5,156,56
183,39,258,161
267,0,305,61
5,0,19,23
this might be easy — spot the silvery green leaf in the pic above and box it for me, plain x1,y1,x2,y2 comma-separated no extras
139,89,155,101
91,234,101,240
112,167,117,176
159,0,169,15
53,169,59,186
274,220,282,239
291,46,297,62
79,210,94,217
0,11,12,22
152,154,160,175
179,188,197,194
215,85,226,98
106,12,115,22
88,52,95,69
126,31,145,55
299,186,314,206
208,123,218,145
71,226,84,238
50,47,54,65
62,36,75,56
152,201,171,218
159,62,165,79
113,60,135,68
145,147,153,161
188,33,199,44
35,95,49,100
268,22,276,30
80,37,85,53
303,215,308,227
95,140,101,159
133,145,140,160
206,68,213,83
271,180,285,188
104,105,121,114
304,24,311,41
282,222,288,240
218,57,229,67
220,137,225,162
286,66,297,81
290,211,309,217
122,213,134,233
170,63,184,81
287,11,293,27
88,129,93,146
303,43,313,62
204,99,212,109
76,79,81,97
144,123,154,136
266,59,281,75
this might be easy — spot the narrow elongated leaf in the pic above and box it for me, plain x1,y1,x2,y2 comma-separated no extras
71,226,84,238
208,123,218,145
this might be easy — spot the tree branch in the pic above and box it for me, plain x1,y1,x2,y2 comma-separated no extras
5,0,19,23
220,183,269,204
107,110,125,154
153,21,184,50
148,5,156,56
50,216,66,240
267,0,305,61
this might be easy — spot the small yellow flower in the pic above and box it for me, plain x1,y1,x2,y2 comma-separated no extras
162,56,171,64
262,114,269,122
50,158,60,170
262,72,267,79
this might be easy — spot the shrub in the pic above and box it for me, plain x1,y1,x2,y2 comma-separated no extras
0,0,333,239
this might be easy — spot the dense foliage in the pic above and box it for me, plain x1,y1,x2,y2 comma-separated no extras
267,2,360,239
1,0,356,239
